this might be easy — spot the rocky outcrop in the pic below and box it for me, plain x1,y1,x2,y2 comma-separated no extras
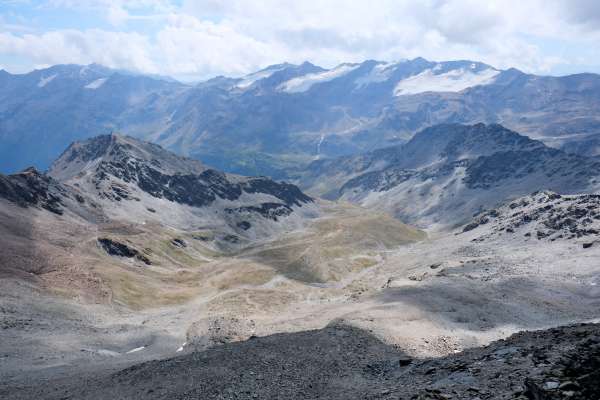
97,238,151,265
464,191,600,243
0,167,65,214
51,134,313,211
225,203,293,221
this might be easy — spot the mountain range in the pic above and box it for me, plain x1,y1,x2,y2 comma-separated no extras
299,123,600,229
2,58,600,177
2,58,600,399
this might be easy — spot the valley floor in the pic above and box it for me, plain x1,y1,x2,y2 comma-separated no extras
2,208,600,398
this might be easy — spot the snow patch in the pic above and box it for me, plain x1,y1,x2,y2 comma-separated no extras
354,63,396,88
394,67,499,96
126,346,145,354
85,78,108,89
279,64,358,93
37,74,57,88
236,67,284,89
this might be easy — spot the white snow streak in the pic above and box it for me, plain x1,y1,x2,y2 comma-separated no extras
278,64,358,93
85,78,108,89
126,346,146,354
37,74,57,88
315,133,326,159
236,67,284,89
354,63,395,88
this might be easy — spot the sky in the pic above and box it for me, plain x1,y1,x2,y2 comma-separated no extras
1,0,600,81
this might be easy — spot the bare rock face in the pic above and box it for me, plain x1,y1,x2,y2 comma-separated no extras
0,167,65,215
49,133,313,211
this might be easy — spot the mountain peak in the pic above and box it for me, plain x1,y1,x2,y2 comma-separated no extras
49,133,206,182
395,123,544,170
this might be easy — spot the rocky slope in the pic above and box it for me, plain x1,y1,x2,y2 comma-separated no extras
2,132,600,399
47,133,318,248
462,191,600,247
300,123,600,229
4,322,599,400
0,166,105,221
0,133,325,300
0,132,422,305
2,59,600,177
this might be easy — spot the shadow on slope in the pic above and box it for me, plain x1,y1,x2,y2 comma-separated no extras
7,323,600,400
375,276,600,332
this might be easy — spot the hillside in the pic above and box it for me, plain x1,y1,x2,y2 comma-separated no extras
300,123,600,229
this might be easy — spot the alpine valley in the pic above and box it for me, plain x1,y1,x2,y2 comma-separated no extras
1,58,600,400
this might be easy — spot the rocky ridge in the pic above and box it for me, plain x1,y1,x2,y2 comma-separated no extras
46,133,317,244
300,124,600,229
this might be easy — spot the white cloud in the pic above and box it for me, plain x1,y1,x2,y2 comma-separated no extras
0,30,158,73
1,0,600,80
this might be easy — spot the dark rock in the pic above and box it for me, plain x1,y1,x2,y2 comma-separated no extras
0,168,64,214
223,235,239,243
225,203,293,221
398,357,413,366
558,381,580,391
192,234,211,242
237,221,252,230
97,238,151,265
524,378,548,400
171,238,187,248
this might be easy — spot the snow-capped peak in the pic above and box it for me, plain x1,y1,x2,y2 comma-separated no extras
354,62,397,88
235,65,287,89
278,64,359,93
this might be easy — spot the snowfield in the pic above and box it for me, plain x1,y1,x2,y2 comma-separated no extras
394,66,500,95
235,66,285,89
354,62,397,88
278,64,359,93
